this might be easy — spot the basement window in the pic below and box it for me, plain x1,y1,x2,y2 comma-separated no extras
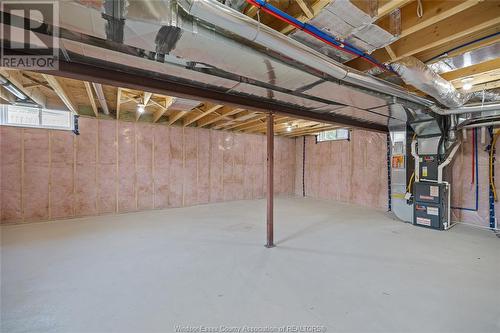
316,128,350,143
0,104,75,131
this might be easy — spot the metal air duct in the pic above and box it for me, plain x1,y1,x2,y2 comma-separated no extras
391,56,470,108
3,0,437,129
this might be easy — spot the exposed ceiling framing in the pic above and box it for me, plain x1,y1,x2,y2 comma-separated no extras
0,69,349,138
243,0,500,99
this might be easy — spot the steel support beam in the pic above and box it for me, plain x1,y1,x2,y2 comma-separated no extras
266,112,275,248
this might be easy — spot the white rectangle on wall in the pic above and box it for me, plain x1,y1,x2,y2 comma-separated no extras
0,104,74,131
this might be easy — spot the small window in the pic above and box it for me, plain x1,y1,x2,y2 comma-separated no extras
316,128,350,142
0,104,74,131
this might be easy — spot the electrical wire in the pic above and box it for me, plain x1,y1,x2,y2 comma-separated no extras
407,133,417,193
489,130,499,201
246,0,393,73
407,172,415,193
416,0,424,18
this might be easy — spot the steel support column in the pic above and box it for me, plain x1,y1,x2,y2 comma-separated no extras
266,112,275,248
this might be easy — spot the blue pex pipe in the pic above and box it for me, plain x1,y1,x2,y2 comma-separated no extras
248,0,391,72
451,128,479,211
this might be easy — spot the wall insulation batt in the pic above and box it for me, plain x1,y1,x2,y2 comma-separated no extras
451,129,499,228
0,117,296,224
3,120,492,227
294,129,388,210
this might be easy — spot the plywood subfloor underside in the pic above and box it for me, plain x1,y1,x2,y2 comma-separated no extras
1,198,499,332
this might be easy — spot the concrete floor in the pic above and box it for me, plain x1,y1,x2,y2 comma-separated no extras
1,197,499,333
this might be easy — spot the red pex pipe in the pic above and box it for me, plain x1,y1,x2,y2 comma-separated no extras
247,0,359,58
246,0,389,71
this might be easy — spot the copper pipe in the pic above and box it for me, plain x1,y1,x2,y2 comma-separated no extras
266,112,275,248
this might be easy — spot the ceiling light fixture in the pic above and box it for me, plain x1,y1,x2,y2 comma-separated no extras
461,78,473,91
462,82,473,91
137,103,145,113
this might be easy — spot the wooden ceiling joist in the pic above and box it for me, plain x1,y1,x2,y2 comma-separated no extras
211,111,254,130
21,72,52,90
377,0,483,40
440,58,500,84
2,69,357,138
376,0,414,19
143,92,153,106
0,69,46,107
467,80,500,93
183,103,224,127
348,1,500,71
84,81,98,117
280,0,331,34
153,96,175,123
240,117,291,133
229,115,270,132
42,74,77,113
168,110,189,125
197,107,245,128
296,0,315,19
284,124,340,137
0,86,15,103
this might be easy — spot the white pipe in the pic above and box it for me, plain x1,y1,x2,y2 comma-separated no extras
411,139,419,182
462,128,467,141
438,142,460,183
92,83,110,115
442,181,452,230
433,102,500,115
462,121,500,130
481,126,486,145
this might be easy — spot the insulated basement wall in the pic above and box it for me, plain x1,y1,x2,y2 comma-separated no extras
450,129,497,228
0,117,296,224
295,129,388,210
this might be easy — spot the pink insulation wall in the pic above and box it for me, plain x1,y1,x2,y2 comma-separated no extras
295,129,388,211
0,118,296,224
450,128,495,228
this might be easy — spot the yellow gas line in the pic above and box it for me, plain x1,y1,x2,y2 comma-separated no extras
489,130,500,202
